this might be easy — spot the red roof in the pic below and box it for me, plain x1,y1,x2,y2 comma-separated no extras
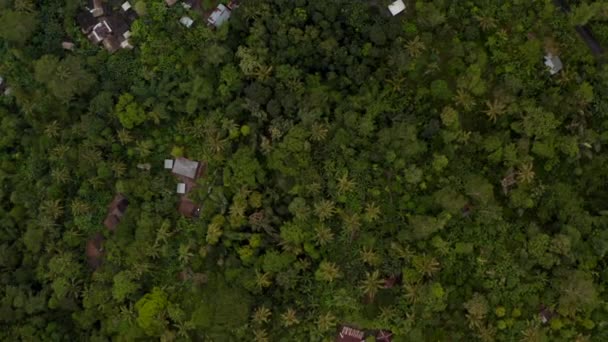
336,325,365,342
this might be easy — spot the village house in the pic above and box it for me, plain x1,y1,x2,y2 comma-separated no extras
388,0,406,16
0,77,11,96
86,233,105,269
103,194,129,231
207,4,231,28
165,157,206,218
544,53,563,75
336,325,366,342
77,1,137,53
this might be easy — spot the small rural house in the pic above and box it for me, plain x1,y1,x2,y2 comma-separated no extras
336,325,366,342
103,194,129,231
166,157,206,218
77,1,137,53
180,16,195,28
86,233,105,269
544,53,563,75
388,0,406,16
0,77,10,96
179,197,201,218
207,4,231,28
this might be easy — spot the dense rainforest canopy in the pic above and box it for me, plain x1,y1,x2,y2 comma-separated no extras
1,0,608,340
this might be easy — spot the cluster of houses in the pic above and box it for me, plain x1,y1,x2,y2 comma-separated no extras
165,157,206,218
167,0,239,29
336,325,393,342
77,0,137,53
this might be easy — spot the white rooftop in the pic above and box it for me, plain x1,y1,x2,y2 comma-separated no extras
207,4,231,28
388,0,406,16
544,53,563,75
172,157,200,179
177,183,187,194
121,1,131,11
180,16,194,28
164,159,174,169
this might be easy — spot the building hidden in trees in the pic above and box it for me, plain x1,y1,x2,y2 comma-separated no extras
77,0,138,53
165,157,206,218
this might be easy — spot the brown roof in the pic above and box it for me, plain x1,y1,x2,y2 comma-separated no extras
165,0,178,6
104,194,128,231
178,197,201,218
86,233,105,269
77,11,98,33
336,325,366,342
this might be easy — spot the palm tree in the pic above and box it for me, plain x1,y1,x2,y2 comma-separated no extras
253,329,269,342
475,15,497,31
252,306,272,325
454,89,476,111
70,199,90,216
359,270,385,300
316,261,341,283
314,224,334,246
40,199,63,220
404,281,422,305
337,173,356,194
116,129,133,145
280,308,300,327
44,120,60,138
310,122,328,142
413,254,441,278
483,99,507,123
364,202,381,222
316,312,336,332
406,36,426,58
51,167,70,184
360,247,380,266
255,270,272,289
517,162,535,184
110,161,127,178
314,199,336,221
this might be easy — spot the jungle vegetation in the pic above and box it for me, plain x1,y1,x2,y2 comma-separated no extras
1,0,608,341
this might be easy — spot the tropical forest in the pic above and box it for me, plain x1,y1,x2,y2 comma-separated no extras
2,0,608,341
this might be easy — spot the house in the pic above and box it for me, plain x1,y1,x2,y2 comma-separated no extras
376,330,393,342
62,41,75,50
86,233,105,269
166,0,178,6
179,197,201,218
182,0,201,9
77,1,137,53
544,53,563,75
388,0,406,16
336,325,366,342
172,157,205,181
166,157,205,218
180,16,195,28
207,4,231,28
103,194,129,231
86,0,105,17
0,77,10,96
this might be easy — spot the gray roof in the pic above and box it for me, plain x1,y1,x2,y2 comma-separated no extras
172,157,200,179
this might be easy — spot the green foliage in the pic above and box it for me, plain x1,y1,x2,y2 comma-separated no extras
2,0,608,340
115,93,146,129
